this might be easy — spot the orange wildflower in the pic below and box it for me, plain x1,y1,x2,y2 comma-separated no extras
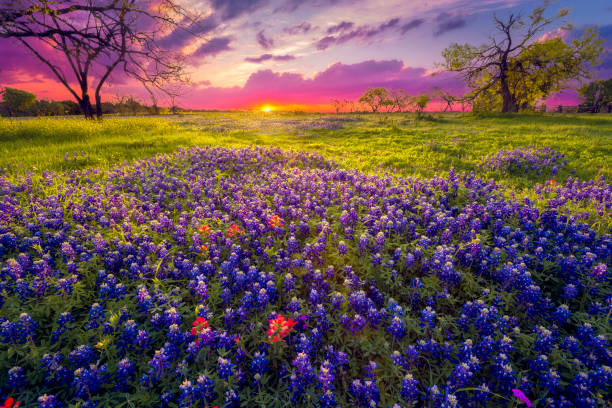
2,398,20,408
268,215,284,228
267,314,297,343
191,317,210,345
226,224,244,238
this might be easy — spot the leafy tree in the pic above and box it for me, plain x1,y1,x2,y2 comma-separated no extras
32,99,67,116
0,1,200,118
0,86,36,116
125,96,143,115
358,87,389,113
579,79,612,113
60,100,82,115
441,3,603,112
412,94,430,114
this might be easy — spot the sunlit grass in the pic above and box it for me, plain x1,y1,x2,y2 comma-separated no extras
2,112,610,183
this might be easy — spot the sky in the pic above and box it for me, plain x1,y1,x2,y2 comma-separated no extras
1,0,611,111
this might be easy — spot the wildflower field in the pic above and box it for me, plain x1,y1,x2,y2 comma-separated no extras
0,112,610,407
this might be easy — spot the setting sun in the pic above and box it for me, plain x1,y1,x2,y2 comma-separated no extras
261,105,273,112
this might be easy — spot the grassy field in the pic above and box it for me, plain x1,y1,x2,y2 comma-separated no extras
1,112,610,407
1,112,610,186
1,112,610,231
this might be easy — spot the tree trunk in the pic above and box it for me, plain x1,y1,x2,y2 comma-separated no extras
499,54,518,113
79,94,94,119
500,78,517,113
95,90,103,119
499,72,518,113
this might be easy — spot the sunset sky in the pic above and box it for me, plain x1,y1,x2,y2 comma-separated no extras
1,0,611,111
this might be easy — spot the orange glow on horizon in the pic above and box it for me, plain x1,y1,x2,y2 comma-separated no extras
252,103,334,112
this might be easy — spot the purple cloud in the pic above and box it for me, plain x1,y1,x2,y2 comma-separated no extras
274,0,349,13
158,16,219,50
327,21,354,34
284,22,313,35
401,18,425,34
316,36,337,50
316,18,400,50
245,54,296,63
256,30,274,49
434,12,466,36
192,37,232,58
210,0,269,20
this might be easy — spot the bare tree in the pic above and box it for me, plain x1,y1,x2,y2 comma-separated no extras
343,99,353,113
458,94,472,113
161,81,189,114
434,87,457,112
0,1,200,118
388,89,410,112
330,98,344,114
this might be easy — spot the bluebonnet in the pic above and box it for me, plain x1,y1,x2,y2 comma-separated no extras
51,312,74,343
73,364,107,399
290,352,315,400
217,356,234,380
115,358,134,391
400,373,419,403
38,394,63,408
7,366,27,389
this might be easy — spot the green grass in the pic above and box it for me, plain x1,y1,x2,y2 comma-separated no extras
1,112,610,188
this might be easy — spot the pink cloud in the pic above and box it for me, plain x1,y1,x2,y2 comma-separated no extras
537,27,570,42
179,59,466,110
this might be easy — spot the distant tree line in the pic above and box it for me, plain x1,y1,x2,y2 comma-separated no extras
330,88,438,114
339,76,611,114
0,87,183,117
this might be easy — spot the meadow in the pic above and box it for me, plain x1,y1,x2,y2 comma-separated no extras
1,112,611,184
0,112,610,408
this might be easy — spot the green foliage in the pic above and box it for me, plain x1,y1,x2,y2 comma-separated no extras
0,87,37,116
412,94,431,113
358,88,390,113
579,78,612,112
441,4,603,112
0,87,167,118
509,29,604,110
